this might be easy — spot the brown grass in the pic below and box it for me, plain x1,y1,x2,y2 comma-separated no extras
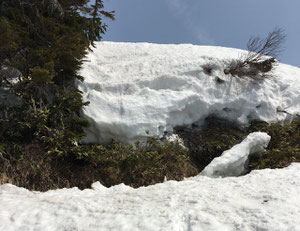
0,141,198,191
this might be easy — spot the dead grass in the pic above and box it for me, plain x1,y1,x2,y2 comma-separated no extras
0,141,198,191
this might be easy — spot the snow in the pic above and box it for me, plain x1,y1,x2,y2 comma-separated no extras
201,132,271,177
1,163,300,231
163,133,187,150
77,42,300,144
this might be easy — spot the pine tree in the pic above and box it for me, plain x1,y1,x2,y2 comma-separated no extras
0,0,114,156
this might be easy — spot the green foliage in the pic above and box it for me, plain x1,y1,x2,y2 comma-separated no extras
248,120,300,169
84,139,196,187
177,117,300,172
0,17,19,58
0,0,114,158
1,112,299,191
30,66,54,84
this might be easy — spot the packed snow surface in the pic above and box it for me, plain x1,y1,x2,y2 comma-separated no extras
201,132,271,177
1,163,300,231
78,42,300,143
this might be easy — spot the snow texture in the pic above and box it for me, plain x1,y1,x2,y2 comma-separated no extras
201,132,271,177
1,163,300,231
77,42,300,144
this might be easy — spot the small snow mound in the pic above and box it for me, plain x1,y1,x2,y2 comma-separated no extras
201,132,271,177
91,181,107,191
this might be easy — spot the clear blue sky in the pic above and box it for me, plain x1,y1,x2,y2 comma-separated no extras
102,0,300,67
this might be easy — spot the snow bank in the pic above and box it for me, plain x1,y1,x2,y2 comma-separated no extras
77,42,300,143
1,164,300,230
201,132,271,177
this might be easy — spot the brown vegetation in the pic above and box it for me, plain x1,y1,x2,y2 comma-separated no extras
1,118,300,191
0,140,197,191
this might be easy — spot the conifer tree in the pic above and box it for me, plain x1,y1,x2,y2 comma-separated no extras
0,0,114,156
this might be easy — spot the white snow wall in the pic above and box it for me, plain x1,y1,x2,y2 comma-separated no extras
77,42,300,144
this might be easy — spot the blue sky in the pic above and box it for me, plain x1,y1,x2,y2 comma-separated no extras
102,0,300,67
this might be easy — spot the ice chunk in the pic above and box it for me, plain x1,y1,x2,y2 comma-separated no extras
201,132,271,177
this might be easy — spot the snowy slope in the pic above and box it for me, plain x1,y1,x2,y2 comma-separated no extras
1,163,300,231
77,42,300,144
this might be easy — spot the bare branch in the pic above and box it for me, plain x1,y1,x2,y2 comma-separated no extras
245,27,286,64
225,28,286,79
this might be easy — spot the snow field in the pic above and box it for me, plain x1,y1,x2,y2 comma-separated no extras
1,163,300,231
